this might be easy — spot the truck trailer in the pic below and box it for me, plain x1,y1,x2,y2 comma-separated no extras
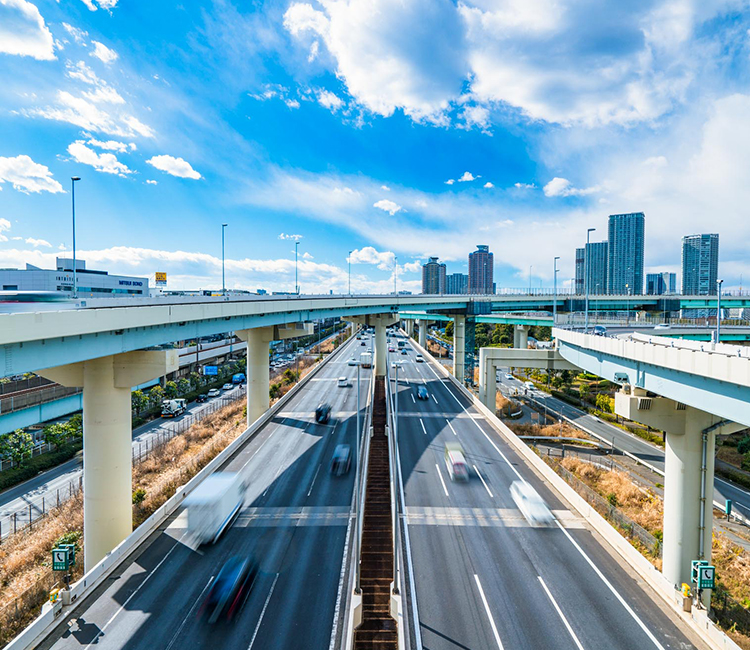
184,472,245,545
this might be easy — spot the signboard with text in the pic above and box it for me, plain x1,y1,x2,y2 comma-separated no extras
203,365,218,376
155,272,167,286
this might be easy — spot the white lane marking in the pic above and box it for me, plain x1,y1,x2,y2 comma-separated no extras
431,394,438,405
554,521,666,650
419,418,427,436
308,463,322,497
435,463,449,497
84,533,186,649
247,573,280,650
165,575,213,650
474,574,505,650
473,465,493,498
446,419,458,436
262,462,284,498
537,576,585,650
411,394,416,403
404,377,409,384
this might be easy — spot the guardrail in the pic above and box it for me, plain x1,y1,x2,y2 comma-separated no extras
5,331,353,650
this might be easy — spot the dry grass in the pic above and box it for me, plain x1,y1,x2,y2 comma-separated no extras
509,422,591,440
495,392,510,411
713,533,750,607
717,444,746,470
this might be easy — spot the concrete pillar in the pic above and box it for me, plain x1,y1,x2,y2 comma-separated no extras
478,347,497,411
418,321,426,348
40,350,177,570
453,315,466,381
514,324,529,349
405,320,414,337
375,321,387,376
237,326,274,426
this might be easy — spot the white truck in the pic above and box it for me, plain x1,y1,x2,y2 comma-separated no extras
184,472,245,545
360,351,372,368
161,398,187,418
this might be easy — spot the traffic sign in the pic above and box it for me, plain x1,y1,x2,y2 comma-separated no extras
52,548,69,572
691,559,708,583
698,565,716,590
59,543,76,566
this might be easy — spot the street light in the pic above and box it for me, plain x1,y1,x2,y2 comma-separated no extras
717,279,724,344
221,223,228,295
553,257,560,326
348,250,353,296
71,177,81,298
295,241,299,295
529,265,533,295
584,227,595,332
394,256,398,295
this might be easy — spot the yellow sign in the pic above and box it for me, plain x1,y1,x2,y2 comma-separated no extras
155,272,167,286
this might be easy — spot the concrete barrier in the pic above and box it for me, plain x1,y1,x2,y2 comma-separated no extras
409,338,742,650
6,337,353,650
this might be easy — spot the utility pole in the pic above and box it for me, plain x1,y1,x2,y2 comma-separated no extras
295,240,299,295
348,250,353,295
717,279,723,343
221,223,228,295
394,256,398,295
553,256,560,326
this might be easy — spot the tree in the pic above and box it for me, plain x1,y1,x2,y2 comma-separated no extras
131,390,148,415
0,429,33,466
189,371,202,389
579,383,590,400
737,436,750,455
177,378,191,395
595,393,614,413
43,422,72,448
165,380,178,399
149,385,165,407
269,383,282,399
67,414,83,439
445,320,454,338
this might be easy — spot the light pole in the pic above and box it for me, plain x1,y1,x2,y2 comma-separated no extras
584,227,595,332
354,359,362,592
394,256,398,295
553,256,560,326
71,177,81,298
529,265,533,294
716,279,723,344
295,241,299,295
221,223,228,295
348,250,353,296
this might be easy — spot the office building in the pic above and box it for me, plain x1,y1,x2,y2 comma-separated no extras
607,212,645,294
0,258,149,297
468,245,494,294
421,257,446,294
574,248,585,294
682,234,719,295
646,272,677,295
446,272,468,295
585,241,608,295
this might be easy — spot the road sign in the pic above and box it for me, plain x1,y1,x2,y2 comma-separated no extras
691,560,708,583
203,365,218,376
60,543,76,566
52,548,69,572
698,565,716,590
726,499,733,517
155,272,167,286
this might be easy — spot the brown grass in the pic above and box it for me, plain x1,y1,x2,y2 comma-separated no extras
509,422,591,440
717,445,746,471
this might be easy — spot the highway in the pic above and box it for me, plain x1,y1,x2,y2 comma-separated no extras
34,333,370,650
495,372,750,521
393,337,709,650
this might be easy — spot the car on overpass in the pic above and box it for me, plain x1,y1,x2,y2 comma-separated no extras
199,556,258,623
416,385,429,400
315,403,332,424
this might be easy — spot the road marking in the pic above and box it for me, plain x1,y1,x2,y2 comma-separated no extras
411,394,416,403
537,576,585,650
554,521,666,650
404,377,409,384
84,533,186,649
446,419,458,436
165,575,213,650
435,463,449,497
431,394,438,405
419,418,428,435
473,574,504,650
247,573,279,650
473,465,493,497
307,463,322,497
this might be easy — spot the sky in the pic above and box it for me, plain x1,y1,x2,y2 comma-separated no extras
1,0,750,295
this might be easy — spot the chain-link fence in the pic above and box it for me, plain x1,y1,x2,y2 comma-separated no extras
712,588,750,637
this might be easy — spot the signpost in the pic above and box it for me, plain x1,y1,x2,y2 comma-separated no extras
203,365,218,376
52,548,69,572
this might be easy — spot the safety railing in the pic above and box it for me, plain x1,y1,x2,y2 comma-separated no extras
354,365,375,595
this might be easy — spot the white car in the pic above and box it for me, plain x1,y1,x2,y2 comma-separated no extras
510,480,554,526
415,354,424,363
206,388,221,398
337,377,349,388
348,358,357,366
222,383,233,391
505,373,514,380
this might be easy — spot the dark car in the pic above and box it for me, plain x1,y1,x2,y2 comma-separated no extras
416,385,429,400
592,325,607,336
199,557,258,624
361,341,366,346
195,394,208,403
315,403,332,424
401,349,408,355
331,444,351,476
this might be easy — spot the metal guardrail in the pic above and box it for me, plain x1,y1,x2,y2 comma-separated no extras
0,385,81,415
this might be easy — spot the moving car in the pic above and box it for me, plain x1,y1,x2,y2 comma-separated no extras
199,556,258,623
161,398,187,418
505,373,514,380
222,383,234,391
401,349,408,355
654,324,671,330
337,377,349,388
231,373,245,384
361,341,366,346
592,325,607,336
416,385,429,400
510,480,554,526
444,443,469,481
185,472,245,545
315,403,332,424
348,357,357,366
330,444,351,475
524,381,535,391
207,388,221,398
415,354,424,363
196,394,208,403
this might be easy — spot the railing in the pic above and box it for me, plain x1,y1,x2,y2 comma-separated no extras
354,365,375,594
0,385,81,415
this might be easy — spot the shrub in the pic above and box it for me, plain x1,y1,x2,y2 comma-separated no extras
607,493,619,507
737,436,750,455
0,442,81,492
132,488,146,505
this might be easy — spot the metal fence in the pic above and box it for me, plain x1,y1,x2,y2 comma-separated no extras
0,385,81,415
0,389,245,542
712,589,750,637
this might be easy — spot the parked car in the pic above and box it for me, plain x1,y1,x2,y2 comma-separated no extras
330,444,351,476
207,388,221,398
315,403,332,424
199,556,259,623
416,385,429,400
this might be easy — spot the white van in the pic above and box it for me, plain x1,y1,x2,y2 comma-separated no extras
444,443,469,482
523,381,534,391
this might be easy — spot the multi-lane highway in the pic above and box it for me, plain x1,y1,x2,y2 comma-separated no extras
35,334,370,650
393,337,709,650
495,372,750,521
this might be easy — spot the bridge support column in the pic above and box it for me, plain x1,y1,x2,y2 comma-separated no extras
237,326,274,426
478,347,497,411
418,320,426,348
453,315,466,381
514,324,529,349
40,351,178,571
345,314,399,377
405,320,414,338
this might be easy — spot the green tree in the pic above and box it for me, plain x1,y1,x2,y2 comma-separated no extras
269,383,282,399
131,390,148,415
579,383,590,401
445,320,454,338
67,414,83,439
595,393,614,413
737,436,750,455
165,380,178,399
42,422,72,448
177,378,191,395
530,325,552,341
149,385,165,407
0,429,33,466
189,371,202,389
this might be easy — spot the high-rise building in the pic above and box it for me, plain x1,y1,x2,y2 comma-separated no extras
682,234,719,295
585,241,608,295
421,257,446,294
607,212,645,294
468,245,494,294
446,272,468,295
646,272,677,295
574,248,585,294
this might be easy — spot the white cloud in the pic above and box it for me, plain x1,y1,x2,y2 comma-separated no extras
458,171,476,182
80,0,119,12
459,104,490,131
402,260,422,273
302,251,314,260
445,179,455,185
145,179,157,185
307,39,319,62
67,141,132,176
86,137,136,153
90,40,118,64
317,89,343,111
0,155,64,194
0,219,10,235
643,155,668,168
285,99,300,109
543,177,600,197
0,0,55,60
62,22,88,45
81,85,124,104
514,182,536,189
483,182,494,188
381,185,390,191
65,60,99,84
278,233,303,240
25,237,51,247
373,199,402,215
146,155,201,180
350,246,395,270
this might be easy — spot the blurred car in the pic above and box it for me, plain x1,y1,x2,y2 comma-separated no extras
389,347,395,352
654,324,671,330
361,342,366,346
348,357,357,366
592,325,607,336
400,349,408,355
416,385,429,400
222,383,233,391
504,373,514,380
337,377,349,388
415,354,424,363
199,556,258,623
196,394,208,403
510,480,554,526
207,388,221,398
330,444,351,475
315,403,332,424
444,443,469,482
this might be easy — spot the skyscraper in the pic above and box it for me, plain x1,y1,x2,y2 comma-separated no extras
682,234,719,295
446,272,468,294
468,245,494,294
646,272,676,295
421,257,446,294
574,248,585,294
607,212,645,294
585,241,608,295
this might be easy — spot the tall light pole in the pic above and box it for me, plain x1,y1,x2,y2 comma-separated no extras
553,256,560,326
394,256,398,295
584,227,595,332
295,240,299,295
348,250,353,296
221,223,228,295
528,265,533,294
71,177,81,298
716,279,724,343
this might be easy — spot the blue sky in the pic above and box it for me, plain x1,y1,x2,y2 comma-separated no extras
1,0,750,294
